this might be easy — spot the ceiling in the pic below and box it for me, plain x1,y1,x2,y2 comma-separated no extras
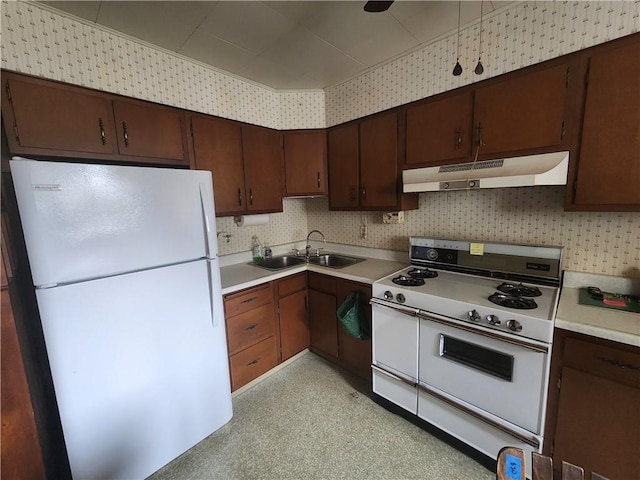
39,1,513,91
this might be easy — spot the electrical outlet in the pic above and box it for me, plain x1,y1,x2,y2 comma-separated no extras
360,225,367,239
383,212,404,224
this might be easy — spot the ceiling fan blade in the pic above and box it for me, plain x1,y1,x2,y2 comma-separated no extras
364,1,394,13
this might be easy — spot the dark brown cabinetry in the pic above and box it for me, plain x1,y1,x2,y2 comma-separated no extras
569,36,640,210
1,71,190,166
328,112,418,211
276,273,309,362
191,115,283,216
473,63,572,157
544,329,640,479
283,129,327,196
405,90,473,167
308,272,372,380
223,283,278,391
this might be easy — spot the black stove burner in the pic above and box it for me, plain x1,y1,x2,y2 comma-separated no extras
407,267,438,279
392,275,425,287
496,282,542,297
489,292,538,310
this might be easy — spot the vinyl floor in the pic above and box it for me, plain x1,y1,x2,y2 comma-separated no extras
150,351,495,480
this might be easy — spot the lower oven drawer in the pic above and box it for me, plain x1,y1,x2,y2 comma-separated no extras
417,385,540,479
372,366,417,415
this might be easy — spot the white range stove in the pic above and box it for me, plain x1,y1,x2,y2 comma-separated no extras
371,237,564,476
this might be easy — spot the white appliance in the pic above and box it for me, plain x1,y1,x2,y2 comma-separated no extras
371,237,563,477
10,157,233,479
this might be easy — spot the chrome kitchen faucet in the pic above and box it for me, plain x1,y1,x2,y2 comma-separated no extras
305,230,326,260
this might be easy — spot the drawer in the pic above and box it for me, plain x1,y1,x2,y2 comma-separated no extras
278,273,307,297
563,337,640,388
224,282,272,318
229,336,278,391
226,303,275,355
308,272,336,295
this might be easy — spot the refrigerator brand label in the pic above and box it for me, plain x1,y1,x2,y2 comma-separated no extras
33,184,62,191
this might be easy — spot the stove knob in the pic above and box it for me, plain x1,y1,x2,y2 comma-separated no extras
507,319,522,332
467,309,481,322
486,314,501,326
383,291,393,301
396,293,406,304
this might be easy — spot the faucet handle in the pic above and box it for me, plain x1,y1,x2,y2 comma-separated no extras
291,248,301,256
314,247,324,256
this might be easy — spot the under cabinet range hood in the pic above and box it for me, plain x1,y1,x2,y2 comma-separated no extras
402,151,570,192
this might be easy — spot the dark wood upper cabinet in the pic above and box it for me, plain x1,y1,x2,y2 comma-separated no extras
111,99,189,165
328,122,360,209
241,125,283,214
473,63,571,157
1,71,190,166
191,115,246,216
191,117,284,216
328,112,418,211
570,36,640,210
2,72,116,157
405,90,473,167
283,129,327,196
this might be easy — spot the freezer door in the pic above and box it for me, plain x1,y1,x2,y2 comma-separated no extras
35,260,231,479
10,158,218,287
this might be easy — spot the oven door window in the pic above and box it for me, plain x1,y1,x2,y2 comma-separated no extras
439,335,514,382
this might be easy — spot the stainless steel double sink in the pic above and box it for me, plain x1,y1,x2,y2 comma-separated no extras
251,253,364,271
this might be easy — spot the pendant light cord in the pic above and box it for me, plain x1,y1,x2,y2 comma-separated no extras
478,1,483,60
456,0,461,60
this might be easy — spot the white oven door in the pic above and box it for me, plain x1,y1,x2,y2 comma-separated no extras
418,312,549,434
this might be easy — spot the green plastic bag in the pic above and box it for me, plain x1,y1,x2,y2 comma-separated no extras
337,291,367,339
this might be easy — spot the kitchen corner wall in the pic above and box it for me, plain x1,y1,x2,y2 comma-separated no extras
2,1,639,277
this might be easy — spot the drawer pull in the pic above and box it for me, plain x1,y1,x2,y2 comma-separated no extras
245,323,259,331
241,296,257,304
595,355,640,371
247,358,260,366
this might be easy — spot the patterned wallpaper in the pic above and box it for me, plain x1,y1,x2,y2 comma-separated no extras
325,0,640,125
1,0,638,277
0,1,325,130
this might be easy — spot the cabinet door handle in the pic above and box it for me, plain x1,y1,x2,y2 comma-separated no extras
122,121,129,147
361,187,366,200
476,122,484,147
245,323,259,331
455,128,462,150
595,355,640,371
247,358,260,366
249,188,254,205
98,118,106,145
240,296,257,304
317,172,321,189
237,188,242,206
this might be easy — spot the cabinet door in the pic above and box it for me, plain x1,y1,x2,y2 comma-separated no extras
242,125,283,213
553,367,640,479
359,112,400,209
474,63,569,156
279,289,309,361
191,115,246,216
283,130,327,196
112,99,189,165
573,39,640,208
405,90,473,167
308,289,338,359
337,280,372,380
328,123,360,209
2,73,116,157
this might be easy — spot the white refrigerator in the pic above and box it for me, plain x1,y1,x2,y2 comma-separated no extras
10,157,233,479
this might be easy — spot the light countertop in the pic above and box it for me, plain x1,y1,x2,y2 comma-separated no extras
555,271,640,347
220,244,408,295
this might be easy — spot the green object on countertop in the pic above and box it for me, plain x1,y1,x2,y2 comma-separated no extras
337,291,369,339
578,288,640,313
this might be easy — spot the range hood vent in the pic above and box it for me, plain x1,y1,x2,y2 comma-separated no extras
403,151,570,193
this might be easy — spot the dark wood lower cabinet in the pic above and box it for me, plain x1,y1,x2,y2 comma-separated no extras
277,273,309,362
308,272,372,380
544,329,640,479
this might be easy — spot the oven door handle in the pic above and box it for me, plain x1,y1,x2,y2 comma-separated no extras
371,363,417,387
416,310,549,354
370,298,419,317
417,382,541,450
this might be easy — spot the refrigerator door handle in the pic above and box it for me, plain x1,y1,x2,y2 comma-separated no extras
199,182,216,258
206,260,218,328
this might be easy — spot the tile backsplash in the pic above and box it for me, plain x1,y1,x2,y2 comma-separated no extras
2,1,638,277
